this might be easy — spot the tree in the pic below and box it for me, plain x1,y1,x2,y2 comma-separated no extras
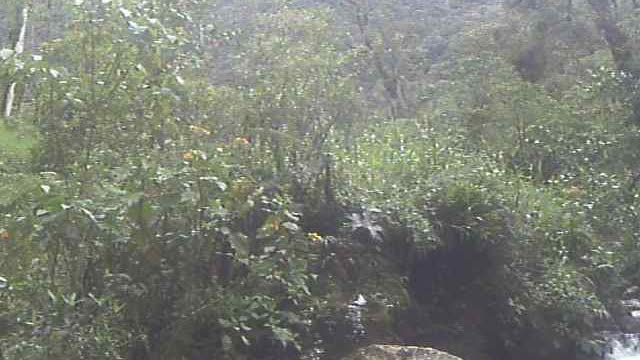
585,0,640,123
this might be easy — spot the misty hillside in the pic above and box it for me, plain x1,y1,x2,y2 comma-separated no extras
2,1,640,360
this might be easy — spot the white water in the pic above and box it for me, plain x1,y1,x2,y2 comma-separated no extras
4,6,29,119
606,334,640,360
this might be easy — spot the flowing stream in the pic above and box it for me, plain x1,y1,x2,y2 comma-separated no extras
606,334,640,360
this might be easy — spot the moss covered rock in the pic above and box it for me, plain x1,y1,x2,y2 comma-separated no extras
343,345,463,360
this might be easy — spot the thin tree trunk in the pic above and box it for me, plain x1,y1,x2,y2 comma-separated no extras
349,0,406,119
3,5,29,121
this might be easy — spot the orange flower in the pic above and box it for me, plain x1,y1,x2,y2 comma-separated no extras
183,150,208,162
271,219,280,231
0,229,10,242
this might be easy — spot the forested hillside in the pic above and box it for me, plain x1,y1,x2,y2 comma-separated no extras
2,0,640,359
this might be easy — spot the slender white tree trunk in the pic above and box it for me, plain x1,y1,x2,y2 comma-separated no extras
4,6,29,120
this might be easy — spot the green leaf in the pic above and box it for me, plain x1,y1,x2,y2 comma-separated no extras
282,222,299,232
284,210,300,221
35,209,49,217
80,208,98,223
216,181,228,192
229,233,250,259
47,289,57,303
119,7,132,18
240,335,251,346
218,318,233,328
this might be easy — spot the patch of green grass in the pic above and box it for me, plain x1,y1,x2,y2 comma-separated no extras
0,122,39,214
0,122,37,171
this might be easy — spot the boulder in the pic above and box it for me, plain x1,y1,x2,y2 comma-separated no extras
343,345,463,360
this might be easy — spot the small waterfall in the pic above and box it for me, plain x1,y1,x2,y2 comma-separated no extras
4,6,29,119
606,334,640,360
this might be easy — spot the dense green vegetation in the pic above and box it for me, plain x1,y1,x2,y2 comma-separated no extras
2,0,640,359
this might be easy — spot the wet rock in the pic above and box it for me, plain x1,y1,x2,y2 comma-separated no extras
619,315,640,333
343,345,463,360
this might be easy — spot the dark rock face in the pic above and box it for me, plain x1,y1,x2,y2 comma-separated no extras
343,345,463,360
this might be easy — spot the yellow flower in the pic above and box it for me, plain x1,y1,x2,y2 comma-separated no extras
189,125,212,136
182,151,195,162
308,232,323,242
